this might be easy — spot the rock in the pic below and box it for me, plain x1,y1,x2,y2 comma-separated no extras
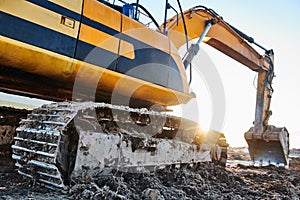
142,188,164,200
81,189,94,199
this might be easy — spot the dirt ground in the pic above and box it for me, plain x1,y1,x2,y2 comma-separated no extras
1,149,299,200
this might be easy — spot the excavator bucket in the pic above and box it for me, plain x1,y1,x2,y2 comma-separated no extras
245,126,289,166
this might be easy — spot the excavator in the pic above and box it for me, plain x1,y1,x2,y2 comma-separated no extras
0,0,289,189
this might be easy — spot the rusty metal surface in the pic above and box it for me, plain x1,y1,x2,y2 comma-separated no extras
253,54,274,138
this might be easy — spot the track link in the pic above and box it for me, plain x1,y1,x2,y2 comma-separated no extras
12,103,77,189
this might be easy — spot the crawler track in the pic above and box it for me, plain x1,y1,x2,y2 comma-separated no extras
12,102,227,189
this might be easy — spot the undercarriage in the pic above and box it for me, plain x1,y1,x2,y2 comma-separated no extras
11,101,228,189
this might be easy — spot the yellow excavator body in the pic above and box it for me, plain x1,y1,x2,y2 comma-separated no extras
0,0,290,188
0,0,193,107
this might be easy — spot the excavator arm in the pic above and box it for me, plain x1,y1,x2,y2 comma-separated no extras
164,6,289,166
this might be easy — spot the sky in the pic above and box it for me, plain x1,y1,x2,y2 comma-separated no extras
1,0,300,147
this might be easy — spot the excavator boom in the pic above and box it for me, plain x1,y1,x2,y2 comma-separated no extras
164,6,289,166
164,7,269,71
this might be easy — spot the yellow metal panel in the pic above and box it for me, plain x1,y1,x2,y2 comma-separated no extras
49,0,83,14
0,36,75,80
0,0,81,38
166,9,268,71
122,15,170,54
82,0,121,32
74,60,194,106
119,39,135,59
79,24,134,59
0,35,194,106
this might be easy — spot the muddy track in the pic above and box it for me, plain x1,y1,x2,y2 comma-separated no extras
1,153,299,200
0,154,70,200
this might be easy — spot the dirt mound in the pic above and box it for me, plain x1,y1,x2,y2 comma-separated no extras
68,164,300,200
1,154,299,200
227,147,251,161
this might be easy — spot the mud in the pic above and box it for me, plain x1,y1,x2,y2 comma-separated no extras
227,147,251,161
1,152,300,200
290,157,300,171
0,153,70,200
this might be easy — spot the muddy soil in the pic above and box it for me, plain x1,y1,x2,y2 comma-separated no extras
290,157,300,171
1,152,299,200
